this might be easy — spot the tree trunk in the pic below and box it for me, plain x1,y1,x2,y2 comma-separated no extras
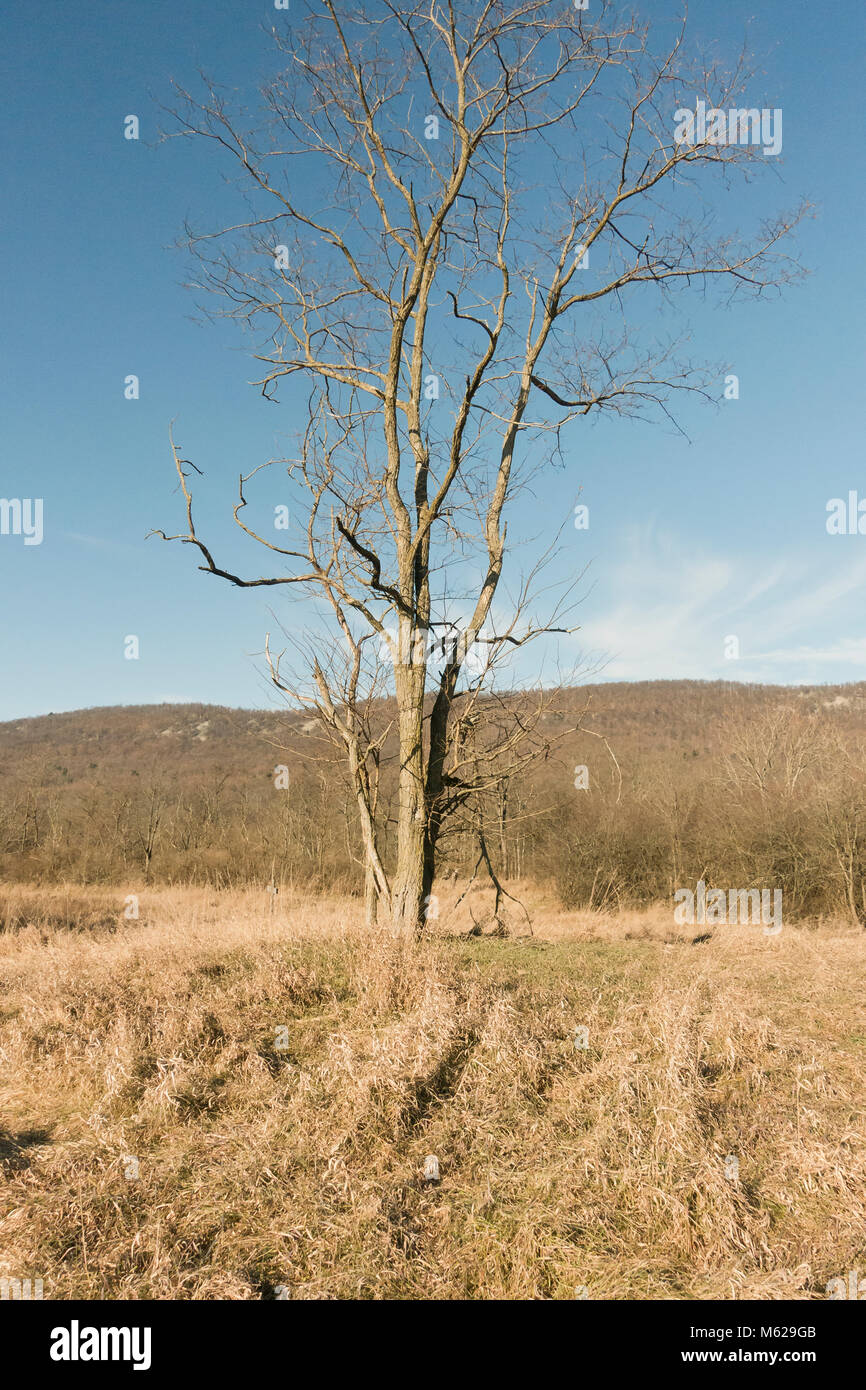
364,861,379,928
390,662,427,935
420,666,460,926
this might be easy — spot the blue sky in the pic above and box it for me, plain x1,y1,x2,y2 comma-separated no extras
1,0,864,721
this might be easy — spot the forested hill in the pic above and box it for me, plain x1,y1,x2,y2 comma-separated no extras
5,679,866,778
3,681,866,913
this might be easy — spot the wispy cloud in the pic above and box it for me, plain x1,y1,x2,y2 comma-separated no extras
569,528,866,684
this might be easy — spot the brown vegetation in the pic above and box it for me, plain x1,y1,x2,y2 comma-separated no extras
0,883,863,1299
3,681,866,925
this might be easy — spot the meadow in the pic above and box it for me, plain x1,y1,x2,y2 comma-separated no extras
1,882,863,1300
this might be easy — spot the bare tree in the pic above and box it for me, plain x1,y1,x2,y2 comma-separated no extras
265,626,393,925
154,1,805,934
131,781,166,883
815,737,866,928
720,704,830,800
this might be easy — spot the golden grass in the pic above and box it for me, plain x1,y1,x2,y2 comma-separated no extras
1,882,864,1300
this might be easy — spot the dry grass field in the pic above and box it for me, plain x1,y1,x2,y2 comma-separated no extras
1,883,864,1300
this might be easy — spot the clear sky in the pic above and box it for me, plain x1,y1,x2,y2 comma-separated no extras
1,0,864,721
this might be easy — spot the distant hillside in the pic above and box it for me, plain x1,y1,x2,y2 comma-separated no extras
3,681,866,918
5,678,866,782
